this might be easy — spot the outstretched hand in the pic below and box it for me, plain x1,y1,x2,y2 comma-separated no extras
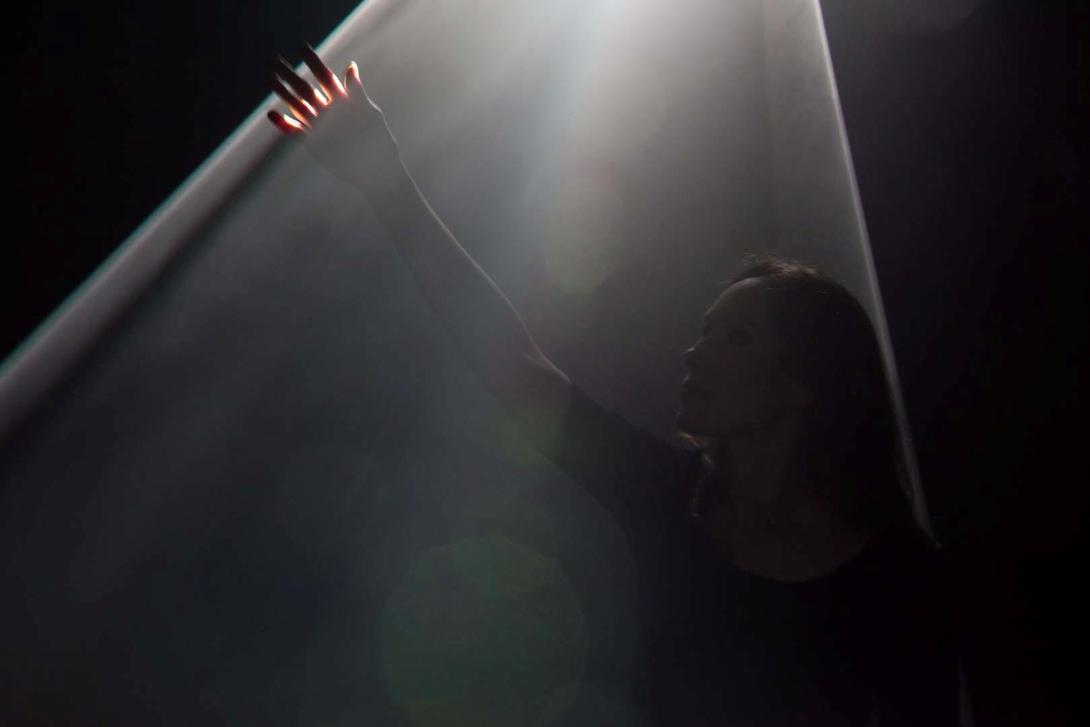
267,44,405,193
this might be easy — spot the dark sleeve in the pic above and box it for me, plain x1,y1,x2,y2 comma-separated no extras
534,382,697,535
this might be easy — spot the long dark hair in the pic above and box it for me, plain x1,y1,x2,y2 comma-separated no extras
679,256,925,540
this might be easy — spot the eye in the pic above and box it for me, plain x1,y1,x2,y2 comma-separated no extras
726,328,752,346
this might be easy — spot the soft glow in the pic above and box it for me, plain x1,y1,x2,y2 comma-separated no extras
539,162,625,295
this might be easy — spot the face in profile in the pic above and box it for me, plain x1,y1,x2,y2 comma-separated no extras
677,278,813,437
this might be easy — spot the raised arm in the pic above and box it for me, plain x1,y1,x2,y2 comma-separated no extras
268,45,572,444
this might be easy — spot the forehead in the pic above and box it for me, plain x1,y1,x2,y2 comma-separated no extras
704,277,774,321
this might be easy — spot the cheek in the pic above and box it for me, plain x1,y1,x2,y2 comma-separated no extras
708,367,783,421
714,353,778,390
711,386,763,416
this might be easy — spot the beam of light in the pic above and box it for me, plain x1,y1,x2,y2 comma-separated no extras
809,0,936,538
1,1,937,722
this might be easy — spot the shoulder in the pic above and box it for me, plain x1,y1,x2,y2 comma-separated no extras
849,529,961,722
833,527,956,653
832,526,952,613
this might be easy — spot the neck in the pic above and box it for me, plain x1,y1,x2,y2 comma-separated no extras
699,412,810,525
697,415,873,581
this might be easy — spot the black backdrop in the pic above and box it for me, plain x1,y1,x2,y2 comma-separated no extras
9,1,1085,724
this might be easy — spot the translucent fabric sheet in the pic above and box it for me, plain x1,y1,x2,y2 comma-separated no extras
1,1,931,723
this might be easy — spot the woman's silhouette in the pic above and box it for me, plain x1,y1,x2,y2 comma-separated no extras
269,46,959,726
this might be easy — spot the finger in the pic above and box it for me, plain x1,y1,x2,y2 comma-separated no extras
272,56,328,109
271,74,318,123
302,42,347,99
267,110,308,134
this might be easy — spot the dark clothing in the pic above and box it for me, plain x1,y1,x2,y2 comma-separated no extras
540,383,959,725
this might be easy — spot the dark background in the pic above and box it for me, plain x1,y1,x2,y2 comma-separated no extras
9,0,1085,723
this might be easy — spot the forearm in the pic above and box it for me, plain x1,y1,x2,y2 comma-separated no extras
268,49,542,379
362,162,543,376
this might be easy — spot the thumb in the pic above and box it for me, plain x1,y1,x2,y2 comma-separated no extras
345,62,364,95
345,62,383,114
